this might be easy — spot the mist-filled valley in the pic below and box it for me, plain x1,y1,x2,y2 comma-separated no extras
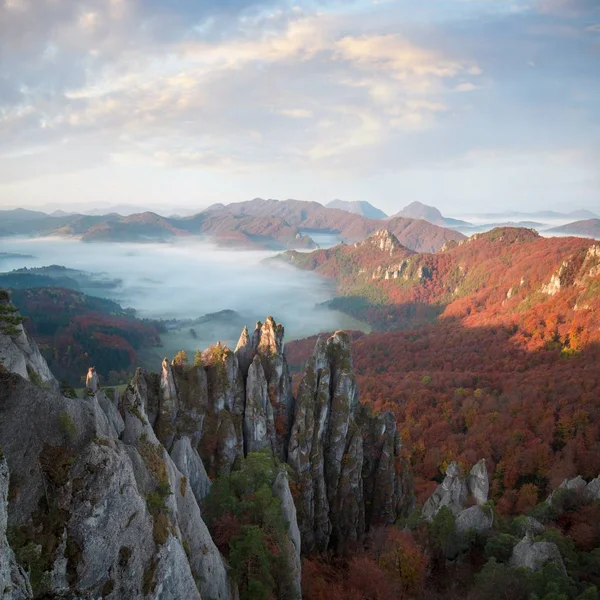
0,236,368,376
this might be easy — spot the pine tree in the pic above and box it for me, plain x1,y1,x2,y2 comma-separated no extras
0,290,25,337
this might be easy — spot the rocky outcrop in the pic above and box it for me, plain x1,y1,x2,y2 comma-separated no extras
455,505,493,535
0,454,32,599
422,459,489,521
467,459,490,505
422,462,468,520
510,534,566,574
272,472,302,600
360,408,413,527
287,332,410,554
585,476,600,501
0,295,56,392
0,328,236,600
546,474,600,505
170,436,211,504
244,355,275,454
0,302,415,599
198,343,245,477
360,229,401,255
235,317,294,460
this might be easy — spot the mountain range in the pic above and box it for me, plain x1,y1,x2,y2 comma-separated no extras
0,199,465,253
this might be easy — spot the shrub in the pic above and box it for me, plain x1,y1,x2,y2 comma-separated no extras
484,533,519,563
59,411,77,441
172,350,188,367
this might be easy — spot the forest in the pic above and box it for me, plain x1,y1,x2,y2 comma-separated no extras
280,229,600,599
7,287,163,385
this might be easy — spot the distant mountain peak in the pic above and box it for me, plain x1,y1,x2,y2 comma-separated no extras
326,199,388,220
396,201,444,223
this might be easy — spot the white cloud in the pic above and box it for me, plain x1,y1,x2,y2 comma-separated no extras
454,82,478,92
278,108,314,118
0,7,481,175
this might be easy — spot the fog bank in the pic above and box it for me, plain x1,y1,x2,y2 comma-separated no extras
0,237,368,352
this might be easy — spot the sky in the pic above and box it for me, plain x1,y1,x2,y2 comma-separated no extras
0,0,599,216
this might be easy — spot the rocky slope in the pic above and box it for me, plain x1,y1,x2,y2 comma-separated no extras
0,292,57,392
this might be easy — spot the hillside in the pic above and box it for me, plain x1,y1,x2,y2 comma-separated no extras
6,287,163,385
325,199,388,219
284,229,600,530
546,219,600,239
280,227,600,332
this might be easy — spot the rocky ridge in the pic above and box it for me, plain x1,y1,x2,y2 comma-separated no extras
0,304,411,598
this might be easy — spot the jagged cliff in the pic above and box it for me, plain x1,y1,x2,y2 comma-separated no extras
288,331,412,553
0,303,411,599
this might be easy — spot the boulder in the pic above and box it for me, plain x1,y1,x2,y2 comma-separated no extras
585,477,600,501
422,462,468,521
510,536,566,574
455,505,493,534
467,459,489,505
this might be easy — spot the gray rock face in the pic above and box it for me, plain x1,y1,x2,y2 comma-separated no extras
467,459,489,506
198,342,245,477
155,358,179,450
0,456,32,600
510,536,566,573
170,436,211,504
585,477,600,501
422,459,489,521
235,317,294,460
244,355,275,454
455,505,494,534
96,390,125,438
0,337,235,600
272,472,302,600
287,332,410,554
360,409,412,526
287,337,332,554
0,299,56,391
513,517,545,537
422,462,468,521
546,475,589,505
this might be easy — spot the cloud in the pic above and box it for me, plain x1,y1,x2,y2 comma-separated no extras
0,0,598,212
0,5,483,175
278,108,314,118
454,82,479,92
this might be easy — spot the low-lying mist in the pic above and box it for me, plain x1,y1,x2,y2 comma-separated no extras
0,237,368,359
